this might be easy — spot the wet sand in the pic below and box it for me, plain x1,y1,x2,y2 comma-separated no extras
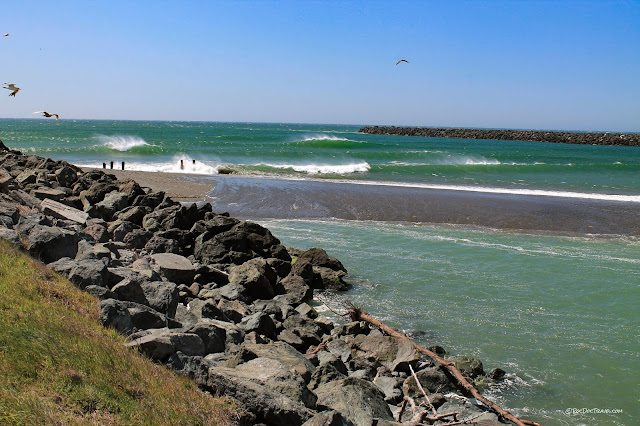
91,169,640,237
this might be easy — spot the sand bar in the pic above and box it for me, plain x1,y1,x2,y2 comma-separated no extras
91,169,640,237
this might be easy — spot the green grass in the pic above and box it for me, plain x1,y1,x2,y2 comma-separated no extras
0,239,239,425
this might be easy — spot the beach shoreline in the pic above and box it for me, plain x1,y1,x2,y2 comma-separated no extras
89,168,640,237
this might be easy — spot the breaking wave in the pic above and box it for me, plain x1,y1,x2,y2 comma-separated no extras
255,161,371,174
96,134,153,151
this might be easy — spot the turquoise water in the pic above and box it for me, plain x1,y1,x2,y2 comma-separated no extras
2,119,639,424
262,219,639,425
2,119,640,199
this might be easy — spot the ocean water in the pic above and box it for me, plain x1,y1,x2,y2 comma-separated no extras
2,119,639,424
2,119,640,200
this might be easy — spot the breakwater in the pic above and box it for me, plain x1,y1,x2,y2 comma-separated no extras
359,126,640,146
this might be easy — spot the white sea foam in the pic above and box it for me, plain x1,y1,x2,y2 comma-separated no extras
78,154,219,175
297,134,358,142
389,155,502,166
260,162,371,174
96,134,151,151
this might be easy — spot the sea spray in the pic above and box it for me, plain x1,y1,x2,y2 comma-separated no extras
254,161,371,175
96,134,152,151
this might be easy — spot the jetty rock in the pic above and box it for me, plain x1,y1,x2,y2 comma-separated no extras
0,142,518,426
360,125,640,146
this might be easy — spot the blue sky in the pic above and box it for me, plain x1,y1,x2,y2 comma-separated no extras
1,0,639,131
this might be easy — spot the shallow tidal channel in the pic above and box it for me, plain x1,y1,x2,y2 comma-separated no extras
260,219,639,426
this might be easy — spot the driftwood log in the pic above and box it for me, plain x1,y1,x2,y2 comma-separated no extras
347,305,542,426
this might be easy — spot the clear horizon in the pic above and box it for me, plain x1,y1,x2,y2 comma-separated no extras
2,1,639,132
2,117,639,135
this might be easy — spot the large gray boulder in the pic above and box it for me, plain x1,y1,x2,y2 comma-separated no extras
0,201,19,226
122,228,152,248
21,224,79,263
226,260,275,302
275,274,313,305
108,220,139,242
117,179,145,201
0,168,18,192
79,182,118,207
125,329,205,361
351,334,419,373
204,365,315,425
98,298,181,333
133,190,165,209
217,298,250,323
295,248,349,290
315,377,394,425
141,205,180,232
450,355,485,379
114,205,149,225
149,252,195,283
183,320,228,354
402,366,458,396
235,357,317,409
186,299,229,322
237,312,277,340
68,258,109,289
55,165,78,188
193,221,290,265
111,279,179,317
0,227,20,245
308,363,348,391
75,239,112,261
240,341,316,382
282,314,323,350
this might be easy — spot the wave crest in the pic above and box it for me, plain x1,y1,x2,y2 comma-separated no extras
300,134,355,142
289,134,365,149
78,154,219,175
96,134,151,151
259,161,370,174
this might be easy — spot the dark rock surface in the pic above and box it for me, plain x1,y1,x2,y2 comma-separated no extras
359,125,640,146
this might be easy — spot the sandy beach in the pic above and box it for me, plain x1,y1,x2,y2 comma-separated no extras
86,168,216,202
91,168,640,237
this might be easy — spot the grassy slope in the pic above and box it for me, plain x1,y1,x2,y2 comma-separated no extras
0,239,238,425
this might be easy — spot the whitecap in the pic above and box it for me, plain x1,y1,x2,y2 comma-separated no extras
96,134,151,151
77,154,219,175
259,161,370,174
296,133,358,142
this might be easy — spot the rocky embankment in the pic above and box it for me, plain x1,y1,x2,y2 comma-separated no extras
360,125,640,146
0,139,515,425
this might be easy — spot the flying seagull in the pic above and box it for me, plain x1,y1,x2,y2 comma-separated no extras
3,83,20,96
3,33,8,37
33,111,59,120
396,59,409,65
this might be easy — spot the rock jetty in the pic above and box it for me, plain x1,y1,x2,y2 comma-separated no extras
0,138,518,425
360,125,640,146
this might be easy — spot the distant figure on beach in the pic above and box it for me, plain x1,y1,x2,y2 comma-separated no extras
3,83,20,96
396,59,409,65
33,111,60,120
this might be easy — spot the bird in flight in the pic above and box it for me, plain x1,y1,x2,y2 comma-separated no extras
3,83,20,96
396,59,409,65
34,111,60,120
3,33,8,37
